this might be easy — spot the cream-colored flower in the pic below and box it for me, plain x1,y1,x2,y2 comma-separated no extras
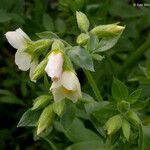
5,28,38,81
50,71,82,102
45,51,64,81
5,28,30,51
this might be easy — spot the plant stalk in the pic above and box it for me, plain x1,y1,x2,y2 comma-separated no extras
83,69,103,101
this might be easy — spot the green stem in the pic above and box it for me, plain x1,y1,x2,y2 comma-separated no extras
119,37,150,78
139,123,144,150
83,69,103,101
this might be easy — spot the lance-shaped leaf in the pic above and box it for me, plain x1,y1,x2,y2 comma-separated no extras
112,77,128,101
68,46,94,71
127,89,141,104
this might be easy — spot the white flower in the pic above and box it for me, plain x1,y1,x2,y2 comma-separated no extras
5,28,30,50
50,71,82,102
45,51,64,81
5,28,38,82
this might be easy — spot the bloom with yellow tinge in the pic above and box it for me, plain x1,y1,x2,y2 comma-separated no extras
5,28,38,82
45,50,64,81
50,71,82,102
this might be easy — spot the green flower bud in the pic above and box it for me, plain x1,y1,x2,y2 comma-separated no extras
32,95,52,111
76,11,90,32
52,100,65,116
91,24,125,38
31,58,48,81
52,39,64,51
76,33,90,46
117,101,130,113
37,105,54,135
25,39,52,55
122,119,130,141
105,115,122,135
126,111,141,126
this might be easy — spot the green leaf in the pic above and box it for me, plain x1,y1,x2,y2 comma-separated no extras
66,140,107,150
37,105,55,134
86,34,99,52
122,119,130,141
85,101,117,124
36,31,59,39
32,95,52,111
127,89,141,104
94,34,122,52
68,46,94,71
55,18,66,32
60,102,76,130
0,89,24,105
65,118,102,143
17,109,41,127
43,14,54,31
112,77,129,101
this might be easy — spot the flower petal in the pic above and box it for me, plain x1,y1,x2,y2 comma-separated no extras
64,90,78,102
61,71,79,91
16,28,31,40
45,52,63,80
29,60,38,82
5,31,27,50
15,51,31,71
51,86,65,102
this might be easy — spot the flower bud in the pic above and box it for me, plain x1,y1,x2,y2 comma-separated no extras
76,33,90,46
37,105,54,135
76,11,90,32
91,24,125,38
105,115,122,135
32,39,52,54
32,95,52,110
122,119,130,141
117,101,130,113
52,100,65,116
45,50,64,81
126,111,141,126
31,58,48,81
52,39,64,51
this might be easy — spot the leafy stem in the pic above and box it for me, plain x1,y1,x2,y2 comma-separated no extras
119,37,150,78
83,69,103,101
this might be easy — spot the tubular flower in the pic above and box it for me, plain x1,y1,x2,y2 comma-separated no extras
5,28,38,82
45,50,64,81
50,70,82,102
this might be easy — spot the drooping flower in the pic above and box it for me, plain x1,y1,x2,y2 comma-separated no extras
45,50,64,81
5,28,38,82
50,70,82,102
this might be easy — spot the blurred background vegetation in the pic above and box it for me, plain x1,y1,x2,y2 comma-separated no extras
0,0,150,149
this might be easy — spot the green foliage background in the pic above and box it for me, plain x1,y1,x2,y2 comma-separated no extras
0,0,150,149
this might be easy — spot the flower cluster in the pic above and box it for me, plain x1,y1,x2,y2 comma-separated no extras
5,29,82,102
